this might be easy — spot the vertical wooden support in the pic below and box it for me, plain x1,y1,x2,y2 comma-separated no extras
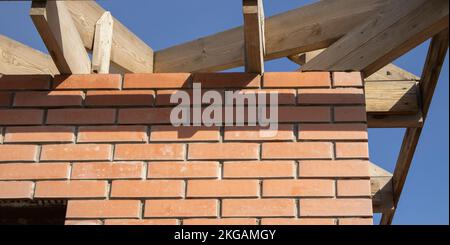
243,0,265,73
92,12,114,74
30,0,91,74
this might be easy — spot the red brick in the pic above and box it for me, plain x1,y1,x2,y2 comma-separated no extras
144,199,218,218
85,90,154,106
0,92,12,106
111,180,184,198
123,73,191,89
34,180,107,198
0,75,51,90
53,74,121,90
299,160,370,178
193,73,260,88
0,145,38,162
298,88,364,104
337,179,371,197
46,109,116,125
298,123,367,140
222,199,295,217
40,144,112,161
0,163,69,180
263,72,331,88
155,89,223,106
261,218,336,225
334,106,367,122
335,142,369,159
150,126,220,142
104,219,178,225
187,180,259,197
223,161,295,178
65,220,103,225
0,181,34,199
77,126,148,143
183,218,257,225
263,179,334,197
13,91,83,107
115,144,185,160
224,125,294,141
278,106,331,122
147,161,219,179
262,142,332,159
118,108,172,124
299,198,373,217
236,89,296,105
0,109,44,125
66,200,140,218
188,143,259,160
339,218,373,225
5,126,74,143
71,162,144,180
333,72,363,87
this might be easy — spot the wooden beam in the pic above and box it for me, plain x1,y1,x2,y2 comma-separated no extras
367,113,423,128
302,0,448,77
0,35,58,75
243,0,265,73
365,81,419,115
154,0,389,72
290,49,420,82
30,0,91,74
370,162,394,213
380,29,449,225
366,63,420,81
91,11,114,74
64,1,153,73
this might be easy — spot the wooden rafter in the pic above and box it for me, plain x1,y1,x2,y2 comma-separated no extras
30,0,91,74
65,1,153,73
154,0,390,72
301,0,449,77
380,28,449,225
243,0,265,74
0,35,58,75
91,11,114,74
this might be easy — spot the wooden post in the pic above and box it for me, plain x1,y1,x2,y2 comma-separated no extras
30,0,91,74
92,12,114,74
243,0,265,73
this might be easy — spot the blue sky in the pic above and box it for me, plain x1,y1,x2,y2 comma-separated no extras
0,0,448,225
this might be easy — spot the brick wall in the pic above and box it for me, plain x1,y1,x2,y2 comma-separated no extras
0,72,373,225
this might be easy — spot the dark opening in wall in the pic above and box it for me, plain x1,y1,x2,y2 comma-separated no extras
0,201,67,225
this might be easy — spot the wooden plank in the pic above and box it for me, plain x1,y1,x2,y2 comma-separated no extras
64,1,153,73
243,0,265,73
380,29,449,225
366,63,420,81
370,162,394,213
91,11,114,74
365,81,419,115
290,50,419,81
302,0,448,78
367,113,423,128
30,0,91,74
0,35,58,75
154,0,389,72
420,28,449,116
